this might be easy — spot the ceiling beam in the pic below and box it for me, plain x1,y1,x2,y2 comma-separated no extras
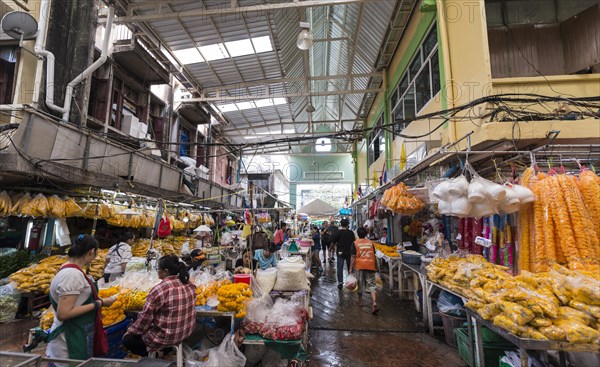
113,0,379,23
180,88,383,103
200,73,381,94
222,118,363,131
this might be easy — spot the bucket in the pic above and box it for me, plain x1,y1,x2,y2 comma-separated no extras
234,274,251,285
299,240,312,247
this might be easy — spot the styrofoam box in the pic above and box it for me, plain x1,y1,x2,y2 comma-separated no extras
137,129,148,139
121,115,139,136
138,122,148,135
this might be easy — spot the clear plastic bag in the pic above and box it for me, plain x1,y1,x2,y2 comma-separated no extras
344,274,357,291
273,262,309,291
244,292,273,334
116,270,161,291
256,268,277,294
259,298,306,340
0,282,21,322
203,334,246,367
437,290,465,317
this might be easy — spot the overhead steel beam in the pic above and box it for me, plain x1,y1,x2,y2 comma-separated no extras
222,118,363,131
180,88,383,103
200,73,381,94
113,0,378,23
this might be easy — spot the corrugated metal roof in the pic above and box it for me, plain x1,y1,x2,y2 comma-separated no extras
124,0,395,152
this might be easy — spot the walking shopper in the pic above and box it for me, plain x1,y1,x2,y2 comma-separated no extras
274,221,287,250
320,223,331,264
349,227,380,314
331,219,355,289
103,232,134,282
46,234,116,360
327,221,339,263
311,226,323,272
123,255,196,356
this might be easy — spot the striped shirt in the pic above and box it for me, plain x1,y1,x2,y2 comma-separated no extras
104,242,132,274
127,276,196,351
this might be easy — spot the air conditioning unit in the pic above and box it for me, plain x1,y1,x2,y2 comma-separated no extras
303,171,344,181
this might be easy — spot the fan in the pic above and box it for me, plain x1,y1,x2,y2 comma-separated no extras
1,11,38,47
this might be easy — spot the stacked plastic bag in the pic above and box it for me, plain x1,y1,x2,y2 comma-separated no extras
0,282,21,322
427,254,599,344
273,256,310,291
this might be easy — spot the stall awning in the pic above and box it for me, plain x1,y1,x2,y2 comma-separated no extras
298,199,338,216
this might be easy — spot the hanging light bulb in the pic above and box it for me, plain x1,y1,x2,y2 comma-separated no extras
297,22,313,50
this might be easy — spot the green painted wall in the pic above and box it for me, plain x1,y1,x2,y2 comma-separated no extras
287,155,354,184
356,9,437,183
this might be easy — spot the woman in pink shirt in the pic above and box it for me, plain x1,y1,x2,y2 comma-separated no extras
273,221,287,250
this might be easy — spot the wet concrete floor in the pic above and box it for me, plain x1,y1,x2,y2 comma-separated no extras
0,319,38,352
307,257,466,367
0,258,466,366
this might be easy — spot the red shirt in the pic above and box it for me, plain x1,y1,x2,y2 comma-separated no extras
274,229,285,245
127,276,196,351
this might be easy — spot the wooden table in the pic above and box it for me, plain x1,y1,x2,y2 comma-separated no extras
375,254,401,295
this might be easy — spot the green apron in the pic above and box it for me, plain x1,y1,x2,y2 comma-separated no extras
47,288,97,360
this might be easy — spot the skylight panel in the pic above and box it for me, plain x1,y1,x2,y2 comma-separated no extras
254,99,273,108
225,39,255,57
251,36,273,53
254,98,287,108
217,103,238,113
315,138,332,152
199,43,230,61
235,102,255,110
172,47,204,64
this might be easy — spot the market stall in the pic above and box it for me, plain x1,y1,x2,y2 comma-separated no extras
355,139,600,366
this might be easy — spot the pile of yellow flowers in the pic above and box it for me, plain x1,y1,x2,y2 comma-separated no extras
427,255,600,344
374,243,399,258
196,279,231,306
10,256,67,294
98,287,126,327
217,283,252,318
39,308,54,331
125,290,148,310
131,237,189,257
88,249,108,280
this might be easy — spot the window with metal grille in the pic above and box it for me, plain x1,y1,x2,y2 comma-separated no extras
367,115,385,167
390,25,440,136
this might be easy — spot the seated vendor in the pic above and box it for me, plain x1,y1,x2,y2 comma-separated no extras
187,249,206,271
235,249,252,269
122,255,196,356
379,227,388,244
253,244,277,270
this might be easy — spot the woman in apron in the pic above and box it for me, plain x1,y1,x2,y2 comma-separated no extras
45,234,116,361
103,231,135,282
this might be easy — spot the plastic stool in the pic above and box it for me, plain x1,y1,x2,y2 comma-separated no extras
148,343,183,367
